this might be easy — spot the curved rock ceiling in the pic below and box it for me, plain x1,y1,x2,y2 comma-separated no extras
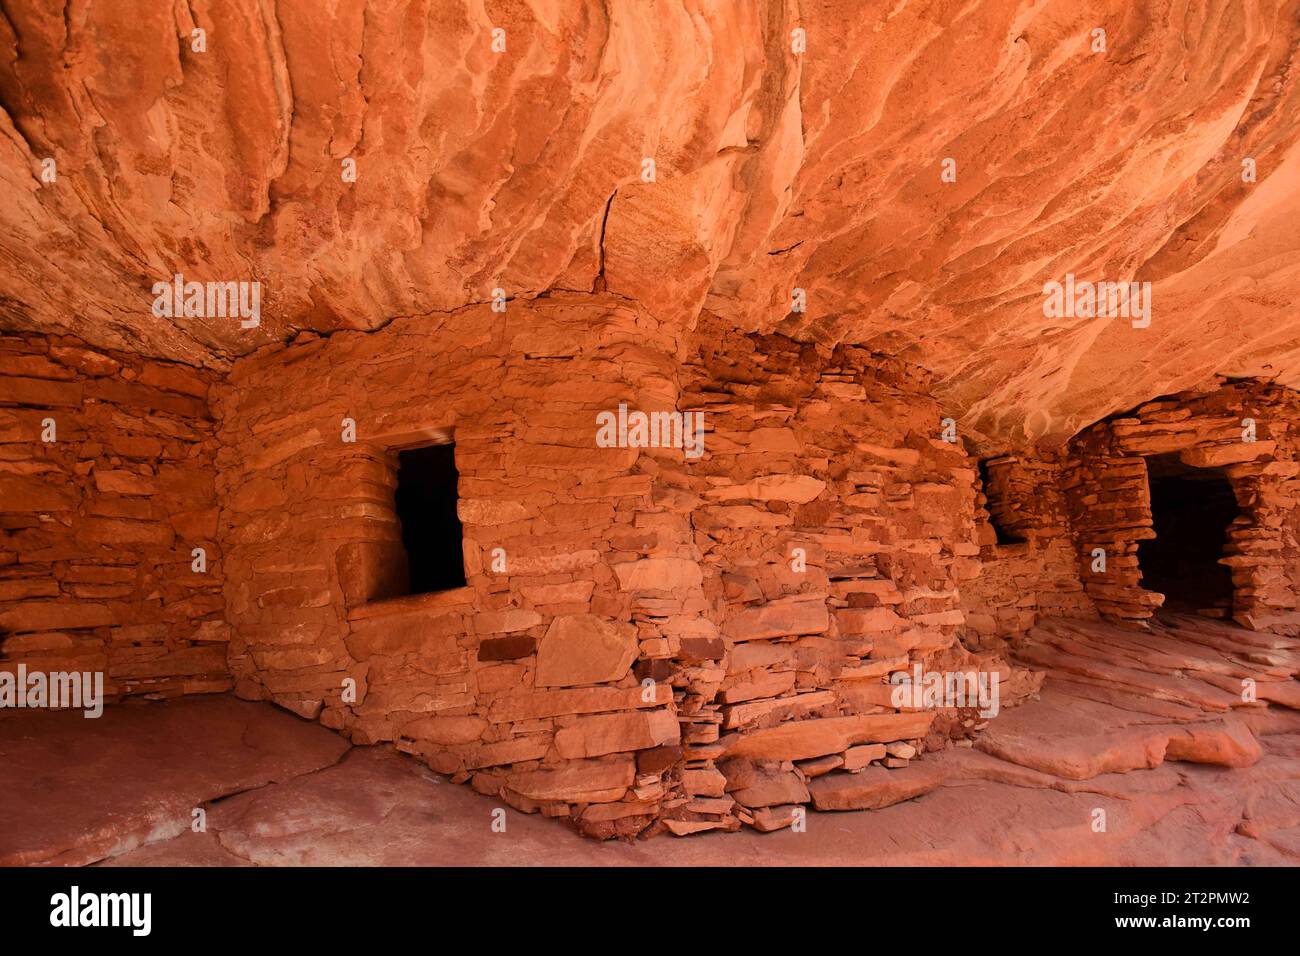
2,1,1299,448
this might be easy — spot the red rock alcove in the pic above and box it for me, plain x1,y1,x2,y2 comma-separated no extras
2,3,1300,868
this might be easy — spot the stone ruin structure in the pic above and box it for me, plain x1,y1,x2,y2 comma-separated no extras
6,308,1300,840
965,381,1300,640
2,1,1300,853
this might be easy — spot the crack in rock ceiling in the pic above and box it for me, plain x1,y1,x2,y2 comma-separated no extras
1,0,1299,446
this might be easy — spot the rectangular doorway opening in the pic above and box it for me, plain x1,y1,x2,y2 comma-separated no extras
1137,453,1239,617
393,443,466,594
977,458,1027,545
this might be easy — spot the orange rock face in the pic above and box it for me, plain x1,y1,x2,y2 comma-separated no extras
2,1,1300,445
3,4,1300,846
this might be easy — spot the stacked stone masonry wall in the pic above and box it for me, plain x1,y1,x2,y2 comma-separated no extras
13,313,1297,838
0,333,229,698
662,322,1009,834
960,455,1096,647
214,298,692,835
1065,380,1300,632
209,302,1036,837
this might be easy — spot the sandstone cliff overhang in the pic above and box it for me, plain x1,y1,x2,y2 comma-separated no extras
2,2,1300,447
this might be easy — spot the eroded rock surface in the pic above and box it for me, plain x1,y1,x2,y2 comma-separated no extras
3,2,1300,445
72,692,1300,867
4,3,1300,853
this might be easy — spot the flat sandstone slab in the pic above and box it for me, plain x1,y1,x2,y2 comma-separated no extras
808,764,944,811
720,712,934,762
0,695,350,866
83,705,1300,867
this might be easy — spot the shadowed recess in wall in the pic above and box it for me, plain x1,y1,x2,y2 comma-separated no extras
1138,453,1240,616
393,444,466,595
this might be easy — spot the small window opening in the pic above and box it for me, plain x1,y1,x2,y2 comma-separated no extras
393,443,466,594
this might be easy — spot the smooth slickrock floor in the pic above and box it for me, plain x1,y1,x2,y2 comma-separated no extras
97,731,1300,867
0,696,350,867
3,646,1298,867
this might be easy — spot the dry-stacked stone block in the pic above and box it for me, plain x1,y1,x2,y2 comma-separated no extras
26,312,1298,839
1063,380,1300,632
204,300,1037,837
0,333,229,699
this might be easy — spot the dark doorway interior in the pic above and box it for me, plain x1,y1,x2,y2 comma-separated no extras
1137,453,1238,615
393,443,466,594
977,458,1026,545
